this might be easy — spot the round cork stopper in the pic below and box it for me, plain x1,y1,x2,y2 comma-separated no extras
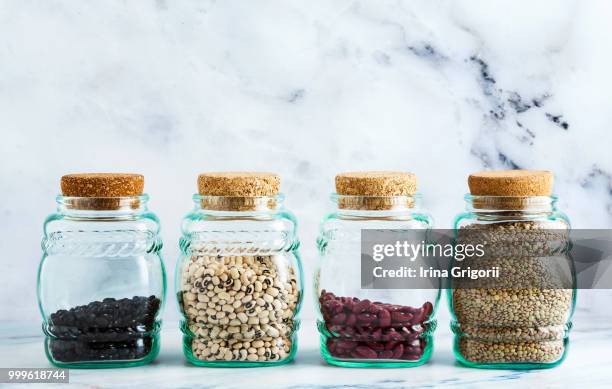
61,173,144,197
335,171,417,196
468,170,553,196
197,172,280,197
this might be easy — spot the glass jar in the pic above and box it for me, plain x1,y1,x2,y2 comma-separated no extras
38,174,166,368
450,170,575,369
316,172,439,367
177,172,303,366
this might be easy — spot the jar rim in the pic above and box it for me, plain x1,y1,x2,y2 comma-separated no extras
56,194,149,211
192,193,285,211
330,192,423,211
464,194,558,212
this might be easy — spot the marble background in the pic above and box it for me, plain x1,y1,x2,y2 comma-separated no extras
1,0,611,328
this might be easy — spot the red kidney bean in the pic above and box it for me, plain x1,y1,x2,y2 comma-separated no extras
366,341,385,352
357,313,375,325
332,313,347,325
320,292,432,361
385,341,398,350
355,346,378,359
353,299,371,313
392,343,404,359
370,328,382,341
391,311,413,324
337,340,357,350
346,313,357,326
378,350,394,359
377,309,391,328
410,308,425,325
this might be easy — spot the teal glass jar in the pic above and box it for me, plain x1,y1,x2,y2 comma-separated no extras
177,173,303,366
449,170,575,369
38,174,165,368
316,172,439,368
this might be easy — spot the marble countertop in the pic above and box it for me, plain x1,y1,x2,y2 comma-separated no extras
1,319,611,388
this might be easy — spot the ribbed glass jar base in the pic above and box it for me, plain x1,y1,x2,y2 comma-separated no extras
317,320,435,368
451,320,569,370
44,333,160,369
181,330,299,367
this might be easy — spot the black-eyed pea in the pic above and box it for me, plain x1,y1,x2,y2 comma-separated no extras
233,280,242,291
223,350,233,361
272,300,282,311
228,326,240,334
244,330,255,339
267,287,279,297
254,281,263,292
252,340,264,348
239,349,248,360
237,312,248,323
196,302,207,310
266,326,280,338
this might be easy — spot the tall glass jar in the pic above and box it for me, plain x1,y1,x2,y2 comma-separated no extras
450,170,575,369
38,173,166,368
316,172,439,368
177,172,303,366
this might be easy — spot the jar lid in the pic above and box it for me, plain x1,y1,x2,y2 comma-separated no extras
335,171,417,196
61,173,144,197
197,172,280,197
468,170,553,196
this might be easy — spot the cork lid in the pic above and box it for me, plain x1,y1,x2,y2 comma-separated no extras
335,171,417,196
198,172,280,196
197,172,280,211
335,171,417,210
60,173,144,211
468,170,553,196
61,173,144,197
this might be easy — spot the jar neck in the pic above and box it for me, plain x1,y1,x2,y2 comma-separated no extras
331,193,423,216
57,195,149,218
193,194,285,213
465,194,557,216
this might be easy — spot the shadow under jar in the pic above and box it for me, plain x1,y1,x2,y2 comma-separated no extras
177,172,303,366
450,170,575,369
38,173,165,368
316,172,439,368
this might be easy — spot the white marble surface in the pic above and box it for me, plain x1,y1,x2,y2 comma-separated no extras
1,0,612,344
1,318,611,388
